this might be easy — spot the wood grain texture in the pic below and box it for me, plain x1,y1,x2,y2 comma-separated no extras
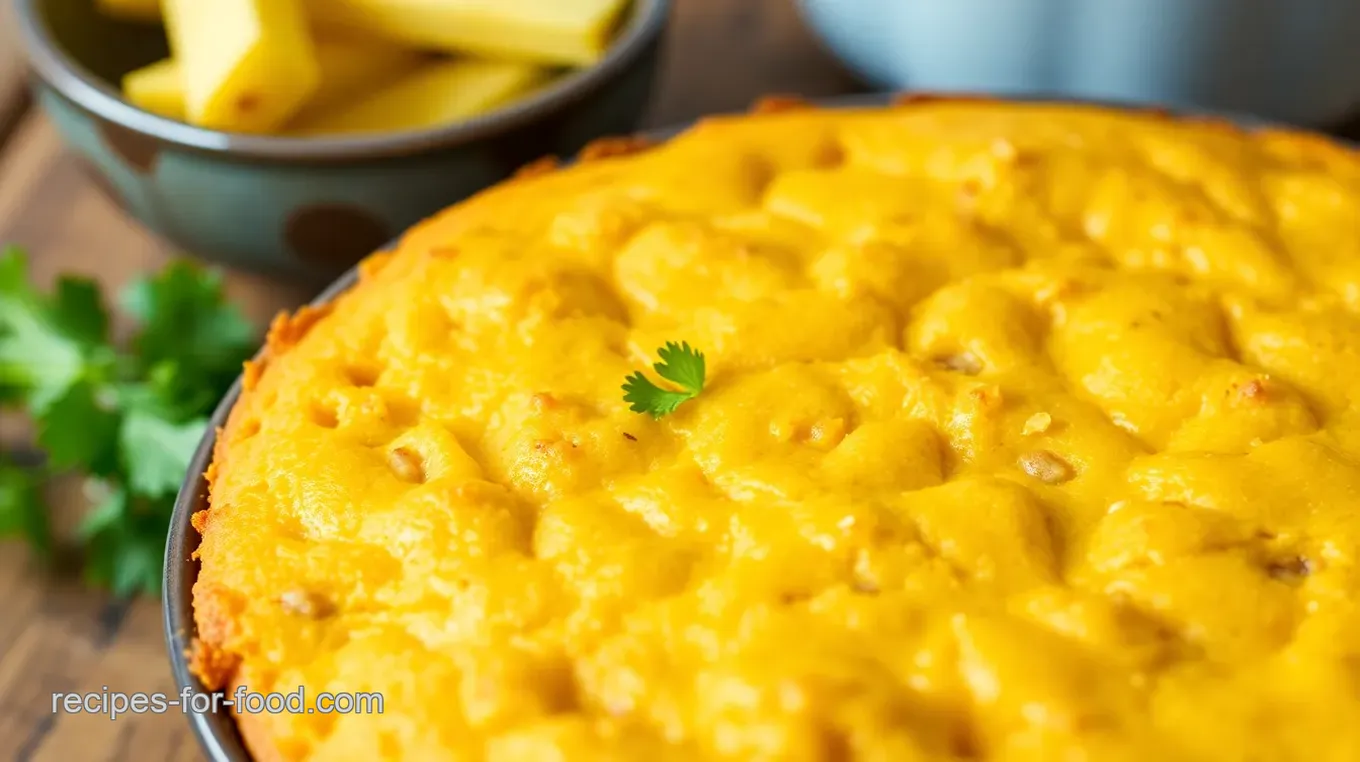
0,2,856,760
0,109,303,762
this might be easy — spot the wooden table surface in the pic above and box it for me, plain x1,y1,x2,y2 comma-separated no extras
0,3,857,760
11,3,1360,760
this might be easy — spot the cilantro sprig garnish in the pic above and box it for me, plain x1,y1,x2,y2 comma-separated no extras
0,247,255,597
0,451,48,557
622,341,706,419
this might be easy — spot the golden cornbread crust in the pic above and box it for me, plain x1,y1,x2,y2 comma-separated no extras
194,99,1360,762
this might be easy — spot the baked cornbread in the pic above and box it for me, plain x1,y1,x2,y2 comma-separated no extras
192,99,1360,762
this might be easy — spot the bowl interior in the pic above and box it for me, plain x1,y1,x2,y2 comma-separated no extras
23,0,666,161
35,0,170,87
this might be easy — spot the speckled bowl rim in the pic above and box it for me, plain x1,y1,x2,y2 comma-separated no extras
14,0,671,162
163,91,1334,762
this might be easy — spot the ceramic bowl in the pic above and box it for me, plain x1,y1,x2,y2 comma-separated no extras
796,0,1360,127
14,0,670,285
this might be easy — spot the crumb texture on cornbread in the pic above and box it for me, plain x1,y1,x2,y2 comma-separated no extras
194,102,1360,762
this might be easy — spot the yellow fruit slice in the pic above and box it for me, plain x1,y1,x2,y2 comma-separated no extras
161,0,321,133
122,58,186,120
295,35,432,119
286,58,550,137
119,38,427,127
308,0,632,67
94,0,160,22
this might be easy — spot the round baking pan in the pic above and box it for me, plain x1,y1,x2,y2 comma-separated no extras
163,91,1320,761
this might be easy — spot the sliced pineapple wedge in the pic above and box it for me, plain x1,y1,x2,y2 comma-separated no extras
122,58,185,120
162,0,321,133
122,36,427,126
286,58,551,137
309,0,632,66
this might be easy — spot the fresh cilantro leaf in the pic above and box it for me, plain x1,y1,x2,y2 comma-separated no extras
0,249,97,411
81,486,165,598
119,408,207,499
123,360,220,422
622,341,706,419
0,246,29,296
110,534,163,598
654,341,706,392
50,278,110,347
0,248,258,598
622,373,694,418
37,380,122,474
121,261,255,390
0,311,83,410
115,356,212,498
0,453,50,556
76,479,126,540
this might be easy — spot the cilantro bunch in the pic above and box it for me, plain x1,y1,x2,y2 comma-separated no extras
0,247,256,597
